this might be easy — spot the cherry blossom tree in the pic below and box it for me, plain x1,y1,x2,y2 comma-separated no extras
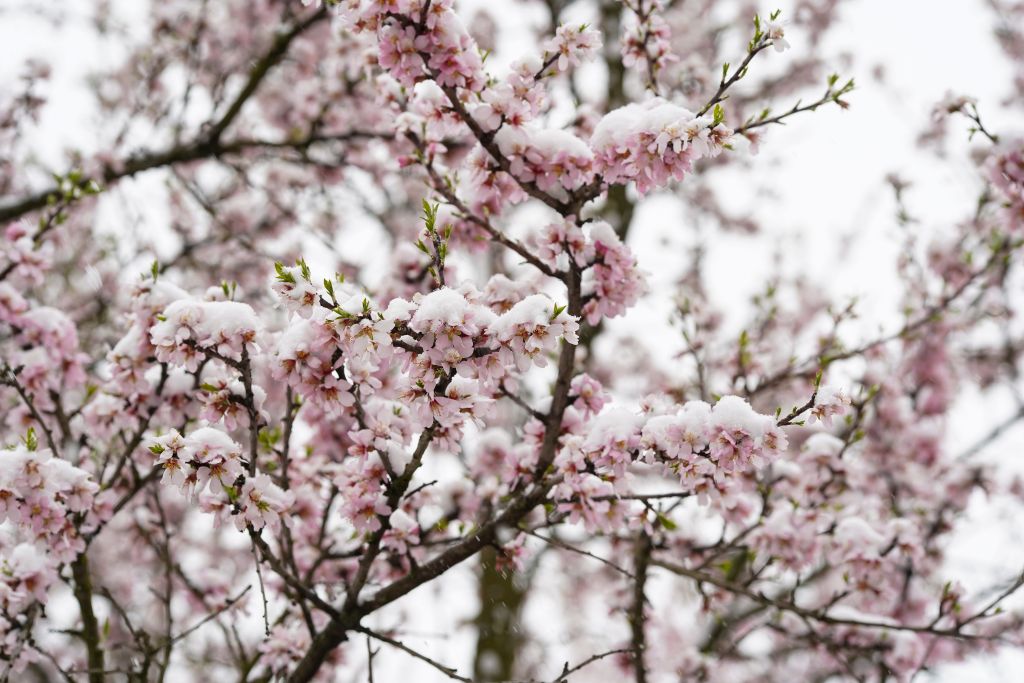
2,0,1024,681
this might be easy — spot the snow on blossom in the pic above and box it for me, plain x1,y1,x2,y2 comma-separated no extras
551,394,788,532
272,263,320,315
273,312,356,415
406,286,496,375
8,306,88,390
581,407,644,476
4,543,55,605
0,445,97,564
640,400,711,460
493,125,595,195
707,395,788,471
351,0,486,92
199,369,268,430
0,282,29,323
388,286,579,392
488,293,579,371
151,299,262,371
590,98,734,193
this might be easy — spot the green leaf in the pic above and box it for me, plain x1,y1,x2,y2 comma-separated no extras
258,427,281,450
297,258,311,282
656,512,678,530
421,198,439,234
274,262,295,284
24,427,38,451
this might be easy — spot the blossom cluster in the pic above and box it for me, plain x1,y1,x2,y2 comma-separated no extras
150,427,292,531
2,0,1020,679
273,312,357,416
533,219,648,324
644,395,788,491
582,221,649,323
389,288,575,430
0,444,101,672
987,139,1024,230
0,444,98,562
0,543,55,672
540,390,794,533
492,126,595,197
590,99,734,193
541,23,602,73
2,221,52,286
621,1,677,83
343,0,737,209
268,266,584,534
272,271,579,420
104,277,193,396
345,0,486,92
809,384,852,426
0,282,88,426
150,298,262,372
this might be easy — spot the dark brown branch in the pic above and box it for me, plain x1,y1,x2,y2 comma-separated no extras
355,626,472,682
653,557,1012,641
629,533,652,683
70,554,105,683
